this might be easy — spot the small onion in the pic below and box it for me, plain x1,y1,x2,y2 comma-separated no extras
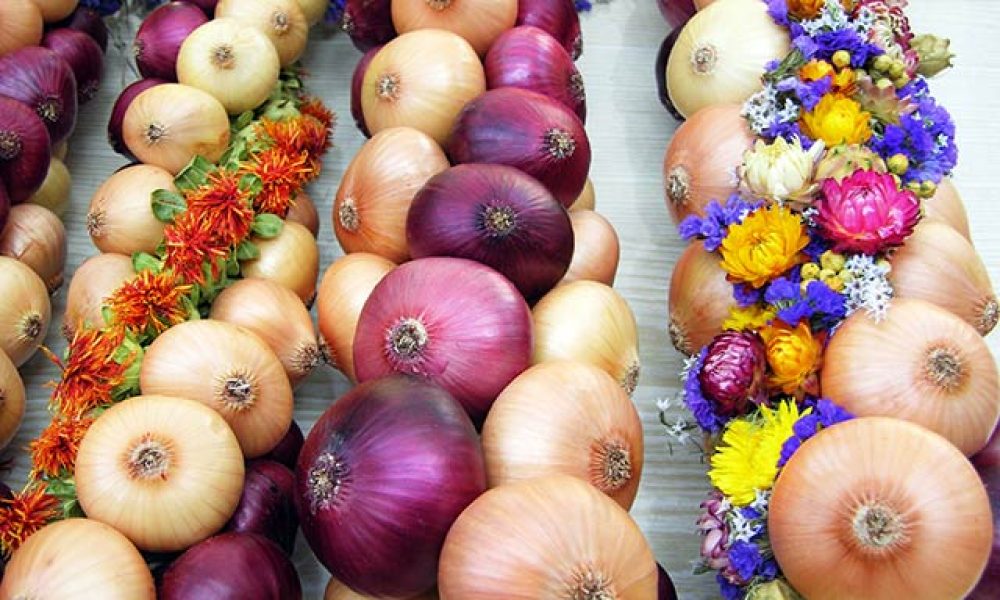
0,95,51,205
350,45,381,137
140,319,295,458
822,298,1000,456
662,104,753,224
134,1,209,81
668,241,733,354
223,460,298,554
316,252,395,382
333,127,449,263
362,29,486,146
63,252,135,339
353,257,533,423
924,178,972,241
656,24,688,121
29,0,78,23
296,375,486,598
449,87,591,208
27,157,71,217
296,0,328,25
0,350,26,450
562,209,620,286
325,577,437,600
516,0,581,60
485,26,586,122
42,28,104,103
0,0,43,57
87,164,172,255
177,17,280,114
391,0,517,56
262,420,304,470
0,256,51,366
0,518,155,599
771,417,992,600
438,475,658,599
242,221,320,305
286,190,319,237
533,280,641,395
342,0,395,51
60,6,109,52
216,0,308,67
569,177,595,212
107,78,168,159
0,46,78,145
0,203,67,293
482,361,644,509
76,395,245,552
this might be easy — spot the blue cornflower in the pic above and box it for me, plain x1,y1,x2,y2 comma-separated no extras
728,541,763,582
678,195,762,252
812,29,884,67
683,348,728,433
765,0,790,27
764,276,845,330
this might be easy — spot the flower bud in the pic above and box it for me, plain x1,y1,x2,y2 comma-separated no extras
919,180,938,198
825,276,844,292
888,61,906,79
911,34,955,78
887,153,910,175
876,78,894,90
800,262,821,280
819,251,845,273
872,55,893,72
832,50,851,69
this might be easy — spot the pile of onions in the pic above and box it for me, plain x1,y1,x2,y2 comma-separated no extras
242,221,319,304
333,127,449,263
890,221,997,335
210,278,322,387
0,256,51,366
484,26,586,122
42,28,103,104
0,518,155,599
342,0,395,51
0,203,67,293
925,179,972,240
533,280,641,395
438,475,658,598
108,78,168,159
29,0,79,22
822,298,1000,456
0,0,43,57
0,47,78,146
0,96,51,204
971,434,1000,599
140,319,294,457
407,164,574,301
353,257,533,423
563,209,620,286
662,104,753,224
391,0,517,56
224,460,297,553
350,45,381,137
666,0,789,118
28,158,72,217
134,1,209,81
668,241,733,354
60,6,109,52
87,164,172,256
361,29,485,146
75,395,245,552
516,0,581,60
296,375,486,598
216,0,309,67
482,361,644,509
325,577,437,600
770,417,992,600
0,350,25,450
449,87,591,208
286,190,319,236
63,253,135,339
122,83,231,174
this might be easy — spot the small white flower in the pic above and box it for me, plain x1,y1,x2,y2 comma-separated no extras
842,255,895,321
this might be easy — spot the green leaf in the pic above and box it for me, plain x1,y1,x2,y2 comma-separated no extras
252,213,284,238
236,239,260,261
240,173,263,196
132,251,162,274
764,49,807,84
233,110,255,131
226,254,240,277
174,155,216,192
151,188,187,223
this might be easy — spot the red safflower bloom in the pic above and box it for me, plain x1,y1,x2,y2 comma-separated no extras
257,115,332,176
29,417,95,479
0,486,61,557
299,95,336,129
106,270,192,337
184,170,255,246
243,147,313,217
49,328,130,418
163,210,231,285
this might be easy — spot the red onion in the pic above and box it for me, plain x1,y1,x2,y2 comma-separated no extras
658,0,698,28
42,28,104,104
107,78,168,159
342,0,395,52
59,7,109,53
353,257,533,422
656,25,687,121
133,1,209,81
485,26,586,122
262,420,304,470
187,0,218,14
0,480,9,579
407,164,574,302
971,432,1000,599
295,375,486,598
449,87,591,208
0,47,77,146
0,181,9,233
160,533,302,600
350,45,381,138
0,95,52,205
516,0,581,60
224,460,298,555
657,563,679,600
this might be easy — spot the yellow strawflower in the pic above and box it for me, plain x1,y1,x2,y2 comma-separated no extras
760,321,823,394
800,94,873,146
719,206,809,289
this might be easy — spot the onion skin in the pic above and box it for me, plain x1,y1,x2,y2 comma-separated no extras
63,252,135,340
925,178,972,241
570,177,595,211
0,46,78,146
224,460,298,554
0,181,8,233
134,1,209,81
262,420,304,470
42,28,104,104
0,95,52,205
0,203,67,293
391,0,517,57
450,87,591,208
242,221,320,305
350,45,381,137
188,0,218,14
656,25,687,121
324,577,438,600
0,0,44,57
342,0,395,51
657,0,697,28
668,241,733,354
657,563,679,600
27,157,71,217
285,190,319,237
971,435,1000,600
0,349,26,451
160,533,302,600
107,78,168,160
29,0,79,23
516,0,581,60
59,6,108,52
87,164,172,256
295,375,486,599
562,209,620,286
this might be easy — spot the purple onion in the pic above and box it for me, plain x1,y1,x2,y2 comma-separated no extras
0,47,77,146
0,480,10,579
160,533,301,600
59,7,109,53
485,26,586,122
186,0,218,14
262,420,304,470
295,375,486,598
225,460,298,554
407,164,574,302
107,78,168,159
516,0,581,60
342,0,395,52
0,95,52,205
658,0,698,28
0,179,9,233
42,29,104,104
656,25,687,121
133,1,209,81
971,434,1000,599
350,45,381,137
353,258,533,423
657,563,679,600
449,87,591,208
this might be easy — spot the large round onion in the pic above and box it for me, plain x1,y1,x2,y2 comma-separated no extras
0,46,77,146
86,164,173,256
342,0,395,51
0,203,66,293
0,0,43,57
107,78,168,159
516,0,581,60
562,209,619,286
668,241,734,354
0,95,51,205
223,460,297,553
391,0,517,56
63,253,135,339
134,2,210,81
0,350,25,450
296,375,486,599
924,179,972,241
0,255,51,366
41,28,103,104
350,45,381,137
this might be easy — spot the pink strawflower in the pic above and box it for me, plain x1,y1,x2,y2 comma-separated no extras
815,170,920,255
698,492,731,571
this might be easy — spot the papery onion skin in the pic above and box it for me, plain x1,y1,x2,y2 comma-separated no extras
87,163,172,256
925,178,972,241
516,0,581,60
0,46,78,146
570,177,595,212
42,28,104,104
342,0,395,51
286,190,319,237
0,184,8,243
0,0,44,57
668,241,733,354
562,209,620,286
350,45,381,137
0,518,155,600
324,577,438,600
160,533,302,600
107,78,168,159
353,257,533,423
770,417,993,600
0,255,51,367
0,95,52,205
391,0,517,56
224,460,298,554
407,163,574,302
27,157,71,217
0,203,67,293
134,1,210,81
656,25,687,121
0,350,26,450
449,87,591,208
188,0,218,14
63,252,135,340
657,0,697,28
215,0,309,67
242,221,320,305
262,419,304,470
59,6,109,52
29,0,79,23
296,375,486,599
970,434,1000,600
438,475,658,599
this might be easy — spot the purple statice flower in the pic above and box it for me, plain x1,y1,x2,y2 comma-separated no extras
325,0,346,24
871,80,957,184
678,195,763,252
765,275,846,330
728,541,763,583
803,234,831,261
765,0,790,26
776,76,831,112
683,347,728,433
792,33,820,60
740,506,762,521
733,284,763,308
80,0,123,15
717,574,743,600
759,559,780,580
813,28,885,66
575,0,592,11
779,398,854,466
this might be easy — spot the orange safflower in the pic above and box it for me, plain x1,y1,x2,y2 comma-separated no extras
0,486,60,557
29,417,95,479
243,147,312,217
49,328,130,418
257,115,332,176
163,211,231,285
299,95,336,129
184,171,255,246
106,270,192,337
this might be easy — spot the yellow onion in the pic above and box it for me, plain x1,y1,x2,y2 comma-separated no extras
53,139,68,161
482,361,644,509
333,127,449,262
123,83,231,174
316,252,395,382
666,0,790,117
438,475,657,599
63,253,135,340
242,221,319,305
561,209,619,286
890,221,997,335
325,577,437,600
362,29,486,146
532,280,640,395
87,164,172,256
771,417,992,600
0,518,155,599
822,298,1000,456
0,204,66,293
76,395,245,552
0,0,43,57
216,0,308,67
27,157,71,217
0,350,25,450
140,320,294,458
29,0,77,23
924,178,971,241
569,178,595,212
286,189,319,237
210,278,322,387
0,256,50,366
296,0,328,25
668,241,735,355
391,0,517,56
662,104,753,224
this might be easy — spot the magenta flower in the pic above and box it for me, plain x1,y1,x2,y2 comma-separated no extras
698,332,768,417
815,170,920,255
698,492,731,571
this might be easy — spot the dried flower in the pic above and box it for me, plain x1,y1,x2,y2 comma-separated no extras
106,271,192,337
29,417,95,479
698,491,732,571
720,206,810,288
184,171,255,246
49,328,130,418
741,137,825,203
699,332,769,417
911,34,955,77
813,143,887,181
814,170,920,254
163,211,231,285
800,94,873,146
760,321,823,395
0,486,60,557
243,148,312,217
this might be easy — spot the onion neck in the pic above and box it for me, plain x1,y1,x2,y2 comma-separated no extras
426,0,452,10
690,42,719,75
545,128,577,160
591,439,632,493
666,166,691,208
271,10,291,34
338,198,360,232
923,345,966,393
621,361,640,396
0,130,23,161
569,72,586,103
566,565,616,600
852,502,907,554
480,205,518,238
668,316,692,355
377,73,401,103
36,96,63,125
388,318,429,362
19,313,44,344
126,435,173,480
292,342,322,376
212,44,236,69
306,452,349,514
219,370,257,411
977,297,999,335
86,210,106,238
145,121,167,145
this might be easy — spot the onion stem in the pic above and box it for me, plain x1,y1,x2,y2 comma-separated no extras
622,361,641,395
568,565,616,600
377,73,400,102
389,318,429,360
924,346,965,392
979,298,999,334
481,205,517,237
591,439,632,493
306,452,349,513
426,0,452,10
545,128,577,160
0,130,22,160
212,44,236,69
337,197,360,232
271,10,290,33
145,122,167,144
691,43,718,75
666,166,691,207
19,313,43,343
127,435,173,480
221,372,256,410
852,503,906,552
36,96,63,124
